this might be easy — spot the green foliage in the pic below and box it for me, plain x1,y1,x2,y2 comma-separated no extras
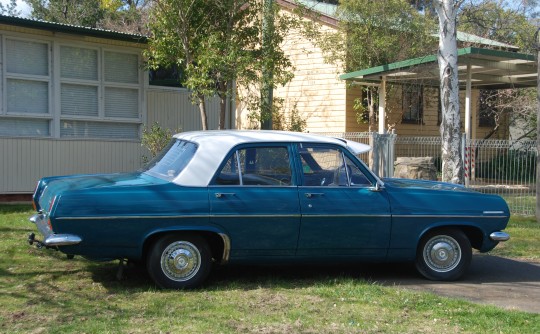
24,0,105,27
459,0,539,52
146,0,295,130
0,0,20,16
298,0,435,72
141,122,176,162
271,99,307,132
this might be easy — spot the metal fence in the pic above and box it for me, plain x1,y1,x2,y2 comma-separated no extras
319,132,537,216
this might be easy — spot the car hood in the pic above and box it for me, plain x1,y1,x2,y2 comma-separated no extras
381,178,473,192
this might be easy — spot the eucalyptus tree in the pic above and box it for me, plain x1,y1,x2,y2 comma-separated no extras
146,0,293,130
24,0,105,27
432,0,465,184
0,0,20,16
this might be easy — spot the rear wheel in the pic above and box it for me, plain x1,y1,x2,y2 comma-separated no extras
415,229,472,281
147,234,211,289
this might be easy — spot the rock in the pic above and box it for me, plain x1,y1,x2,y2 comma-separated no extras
394,157,437,180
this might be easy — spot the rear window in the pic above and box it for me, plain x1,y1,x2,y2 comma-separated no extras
142,139,197,181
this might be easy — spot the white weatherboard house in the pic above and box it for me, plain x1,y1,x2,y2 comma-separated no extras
0,15,225,196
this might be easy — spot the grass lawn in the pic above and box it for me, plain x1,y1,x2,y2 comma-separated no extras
1,204,539,333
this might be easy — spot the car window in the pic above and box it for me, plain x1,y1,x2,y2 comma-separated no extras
299,144,371,187
141,139,197,181
214,146,292,186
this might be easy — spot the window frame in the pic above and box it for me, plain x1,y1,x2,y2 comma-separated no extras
401,84,424,124
1,36,53,137
0,32,144,140
296,143,376,188
211,144,296,187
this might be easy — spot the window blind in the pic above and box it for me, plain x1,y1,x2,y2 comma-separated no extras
60,120,139,139
104,87,139,119
6,39,48,76
60,46,98,81
104,51,139,84
7,79,49,114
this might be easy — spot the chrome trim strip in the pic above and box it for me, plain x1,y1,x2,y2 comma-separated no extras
55,215,211,220
44,234,82,246
483,211,505,214
55,214,508,221
218,233,231,263
490,231,510,242
392,214,508,219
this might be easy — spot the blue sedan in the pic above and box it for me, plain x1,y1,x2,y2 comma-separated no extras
28,130,510,288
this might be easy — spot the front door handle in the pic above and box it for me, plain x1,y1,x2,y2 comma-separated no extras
215,193,235,198
305,193,324,198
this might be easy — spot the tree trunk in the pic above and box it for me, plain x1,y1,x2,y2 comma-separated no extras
434,0,464,184
218,81,228,130
197,94,208,130
536,29,540,223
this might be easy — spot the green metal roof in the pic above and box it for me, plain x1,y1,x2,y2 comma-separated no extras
0,14,147,44
340,47,537,89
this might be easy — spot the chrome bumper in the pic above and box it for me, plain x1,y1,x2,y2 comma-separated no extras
490,231,510,242
29,213,82,247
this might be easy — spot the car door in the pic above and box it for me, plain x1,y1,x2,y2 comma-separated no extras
296,143,392,259
209,145,301,259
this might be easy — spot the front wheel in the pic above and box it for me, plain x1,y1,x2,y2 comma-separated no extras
415,229,472,281
147,234,211,289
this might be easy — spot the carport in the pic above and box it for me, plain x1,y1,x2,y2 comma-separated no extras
340,47,538,185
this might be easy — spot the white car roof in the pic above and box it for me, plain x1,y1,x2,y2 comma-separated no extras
172,130,371,186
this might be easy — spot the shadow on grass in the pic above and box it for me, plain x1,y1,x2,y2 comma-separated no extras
88,255,540,293
0,204,33,214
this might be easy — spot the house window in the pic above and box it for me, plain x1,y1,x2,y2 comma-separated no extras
402,85,423,124
478,90,497,127
0,37,142,140
0,38,51,137
59,47,141,139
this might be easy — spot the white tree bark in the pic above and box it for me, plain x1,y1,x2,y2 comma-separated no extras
434,0,464,184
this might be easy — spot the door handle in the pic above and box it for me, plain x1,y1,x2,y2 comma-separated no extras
305,193,324,198
215,193,235,198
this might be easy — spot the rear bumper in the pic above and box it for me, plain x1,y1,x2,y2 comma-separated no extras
29,213,82,246
490,231,510,242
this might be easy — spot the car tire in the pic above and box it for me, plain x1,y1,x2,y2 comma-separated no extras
147,233,211,289
415,228,472,281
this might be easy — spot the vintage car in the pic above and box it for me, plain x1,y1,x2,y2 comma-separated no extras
28,130,510,288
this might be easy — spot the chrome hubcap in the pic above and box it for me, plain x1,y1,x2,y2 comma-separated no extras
161,241,201,282
423,235,461,273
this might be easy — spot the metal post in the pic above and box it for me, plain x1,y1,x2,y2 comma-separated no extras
378,77,386,134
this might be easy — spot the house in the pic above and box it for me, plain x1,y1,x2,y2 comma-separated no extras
252,0,521,138
0,15,223,196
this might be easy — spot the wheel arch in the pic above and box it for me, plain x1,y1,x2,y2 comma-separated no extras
141,227,230,265
417,224,484,251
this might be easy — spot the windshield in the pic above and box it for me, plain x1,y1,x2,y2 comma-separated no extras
141,139,198,181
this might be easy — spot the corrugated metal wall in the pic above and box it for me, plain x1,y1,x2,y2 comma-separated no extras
0,88,223,194
146,88,221,132
0,138,145,193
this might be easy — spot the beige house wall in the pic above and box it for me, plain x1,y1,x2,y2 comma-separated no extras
236,9,347,132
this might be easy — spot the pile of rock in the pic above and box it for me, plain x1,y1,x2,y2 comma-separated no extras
394,157,437,180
